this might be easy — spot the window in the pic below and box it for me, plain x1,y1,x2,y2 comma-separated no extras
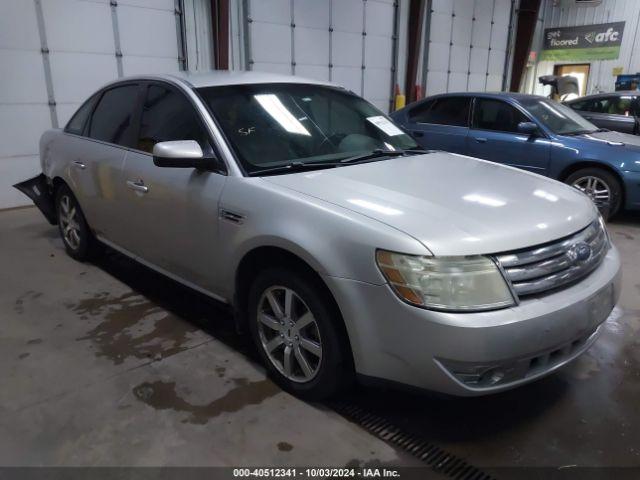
520,97,596,135
135,84,210,154
65,93,100,136
570,96,636,116
568,99,590,112
88,85,139,147
409,97,470,127
473,98,528,133
196,83,418,173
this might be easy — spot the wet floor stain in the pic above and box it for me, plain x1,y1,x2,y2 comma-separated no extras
277,441,293,452
132,378,280,424
614,231,636,240
67,291,200,365
18,353,30,360
14,291,43,314
26,338,42,345
215,366,226,378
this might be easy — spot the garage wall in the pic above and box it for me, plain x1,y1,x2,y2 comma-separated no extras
530,0,640,96
242,0,399,113
0,0,186,209
422,0,517,95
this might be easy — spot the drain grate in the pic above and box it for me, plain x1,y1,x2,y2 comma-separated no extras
331,402,496,480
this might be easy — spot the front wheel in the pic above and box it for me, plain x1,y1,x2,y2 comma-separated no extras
565,168,622,220
247,267,353,400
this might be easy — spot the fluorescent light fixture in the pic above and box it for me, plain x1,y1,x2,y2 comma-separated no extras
462,194,506,207
254,94,310,136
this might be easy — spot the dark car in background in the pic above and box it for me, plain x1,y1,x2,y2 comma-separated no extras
391,92,640,218
565,91,640,135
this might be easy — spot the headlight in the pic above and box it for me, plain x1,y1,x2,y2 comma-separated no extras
376,250,515,311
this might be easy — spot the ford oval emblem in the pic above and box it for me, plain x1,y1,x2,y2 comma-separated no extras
568,242,592,263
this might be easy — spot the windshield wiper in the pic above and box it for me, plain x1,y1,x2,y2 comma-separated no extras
340,147,435,164
248,161,343,177
249,148,435,176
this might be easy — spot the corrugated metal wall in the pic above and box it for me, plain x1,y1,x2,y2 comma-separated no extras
532,0,640,95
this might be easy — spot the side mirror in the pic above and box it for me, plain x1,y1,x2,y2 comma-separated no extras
152,140,224,172
517,121,539,136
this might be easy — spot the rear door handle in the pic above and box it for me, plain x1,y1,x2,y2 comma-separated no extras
126,179,149,194
474,137,488,143
72,161,86,169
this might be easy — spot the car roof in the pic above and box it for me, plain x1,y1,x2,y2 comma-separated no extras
102,70,338,90
565,91,639,101
424,91,548,101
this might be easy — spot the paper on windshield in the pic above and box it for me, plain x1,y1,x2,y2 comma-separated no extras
366,116,404,137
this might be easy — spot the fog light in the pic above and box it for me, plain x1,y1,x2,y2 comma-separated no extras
480,368,505,386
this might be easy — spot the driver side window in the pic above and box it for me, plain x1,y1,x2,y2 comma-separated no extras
473,98,528,133
137,84,210,154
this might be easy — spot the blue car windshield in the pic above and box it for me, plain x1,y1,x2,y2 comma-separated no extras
520,97,598,135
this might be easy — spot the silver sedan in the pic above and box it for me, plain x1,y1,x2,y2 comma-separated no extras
16,72,621,399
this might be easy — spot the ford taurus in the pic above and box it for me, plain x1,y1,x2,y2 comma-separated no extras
15,72,621,399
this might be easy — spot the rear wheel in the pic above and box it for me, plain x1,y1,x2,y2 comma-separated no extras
247,267,353,400
565,168,622,220
55,184,99,261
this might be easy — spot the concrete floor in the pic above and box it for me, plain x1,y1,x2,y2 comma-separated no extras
1,206,639,468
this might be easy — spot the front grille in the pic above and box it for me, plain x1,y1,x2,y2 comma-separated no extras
495,220,609,297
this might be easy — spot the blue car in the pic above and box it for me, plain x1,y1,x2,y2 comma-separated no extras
390,92,640,218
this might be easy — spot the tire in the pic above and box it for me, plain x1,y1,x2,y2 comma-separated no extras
247,267,353,400
565,167,622,220
55,184,100,261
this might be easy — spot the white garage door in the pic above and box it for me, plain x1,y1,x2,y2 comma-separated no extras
243,0,398,113
425,0,515,95
0,0,184,208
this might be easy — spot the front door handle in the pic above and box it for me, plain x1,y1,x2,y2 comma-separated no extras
72,161,86,169
126,179,149,194
474,137,488,143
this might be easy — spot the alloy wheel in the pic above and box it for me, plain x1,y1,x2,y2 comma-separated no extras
257,286,322,382
59,195,81,250
571,175,611,209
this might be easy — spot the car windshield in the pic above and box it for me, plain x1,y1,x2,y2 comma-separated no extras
196,83,419,174
519,97,598,135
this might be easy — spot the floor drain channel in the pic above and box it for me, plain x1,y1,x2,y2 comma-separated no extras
331,402,495,480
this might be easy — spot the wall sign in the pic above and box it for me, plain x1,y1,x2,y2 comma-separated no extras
541,21,625,61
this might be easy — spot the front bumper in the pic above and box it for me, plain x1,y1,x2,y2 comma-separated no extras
622,170,640,210
323,245,622,396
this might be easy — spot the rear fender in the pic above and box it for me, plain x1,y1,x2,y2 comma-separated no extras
13,174,57,225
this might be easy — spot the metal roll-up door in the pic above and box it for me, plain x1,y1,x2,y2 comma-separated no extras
243,0,398,112
0,0,186,208
425,0,516,95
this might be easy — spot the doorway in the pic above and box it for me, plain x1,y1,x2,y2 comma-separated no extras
554,64,591,99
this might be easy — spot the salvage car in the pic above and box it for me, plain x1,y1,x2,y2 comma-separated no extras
15,73,621,399
391,92,640,219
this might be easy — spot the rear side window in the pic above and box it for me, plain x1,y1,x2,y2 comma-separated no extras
65,93,100,136
472,98,528,133
568,99,590,112
409,97,470,127
88,85,139,147
136,84,210,154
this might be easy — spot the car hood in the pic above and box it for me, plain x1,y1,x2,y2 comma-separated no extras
569,129,640,149
264,152,596,256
